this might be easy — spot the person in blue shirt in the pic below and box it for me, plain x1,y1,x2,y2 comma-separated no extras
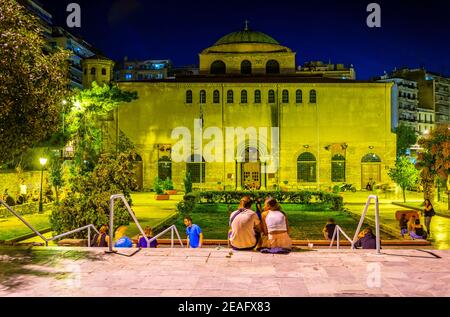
114,225,133,248
183,216,203,248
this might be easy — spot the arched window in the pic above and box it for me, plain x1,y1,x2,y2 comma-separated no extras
296,89,303,103
158,156,172,181
361,153,382,163
266,60,280,74
101,68,107,76
200,90,206,104
213,90,220,104
241,90,248,104
90,67,96,75
254,90,261,104
310,89,317,103
268,90,275,103
297,152,316,183
186,90,193,104
331,154,346,182
210,60,226,75
227,90,234,104
241,60,252,75
282,90,289,103
187,154,205,183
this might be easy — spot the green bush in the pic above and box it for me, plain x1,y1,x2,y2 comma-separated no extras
163,178,174,191
193,190,344,211
153,177,164,195
50,153,136,237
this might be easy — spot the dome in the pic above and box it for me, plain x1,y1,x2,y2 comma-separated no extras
214,29,280,46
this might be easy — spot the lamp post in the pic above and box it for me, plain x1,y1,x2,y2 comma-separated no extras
39,158,48,213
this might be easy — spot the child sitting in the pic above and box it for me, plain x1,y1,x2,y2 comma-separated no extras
137,226,158,248
410,219,428,240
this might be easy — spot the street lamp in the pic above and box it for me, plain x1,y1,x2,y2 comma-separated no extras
39,158,48,213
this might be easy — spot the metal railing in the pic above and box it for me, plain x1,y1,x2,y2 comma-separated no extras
108,194,184,253
329,225,354,249
328,195,381,254
47,224,99,247
1,199,48,245
352,195,381,254
0,199,98,247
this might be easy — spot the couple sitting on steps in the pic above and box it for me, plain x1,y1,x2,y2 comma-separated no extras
229,196,292,253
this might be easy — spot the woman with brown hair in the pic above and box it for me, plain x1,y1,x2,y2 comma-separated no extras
261,198,292,251
91,225,110,247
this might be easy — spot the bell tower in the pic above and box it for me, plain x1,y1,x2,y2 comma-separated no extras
81,55,115,88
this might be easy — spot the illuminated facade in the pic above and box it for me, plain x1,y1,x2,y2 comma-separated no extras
88,26,397,191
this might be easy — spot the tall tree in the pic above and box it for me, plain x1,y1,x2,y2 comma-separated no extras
388,156,419,203
0,0,70,164
395,124,417,157
416,125,450,209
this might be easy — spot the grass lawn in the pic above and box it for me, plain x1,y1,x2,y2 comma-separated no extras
0,212,51,241
174,203,393,240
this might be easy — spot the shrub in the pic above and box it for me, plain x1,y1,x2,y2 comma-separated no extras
184,172,192,194
163,178,174,191
50,153,136,237
153,178,164,195
192,190,344,211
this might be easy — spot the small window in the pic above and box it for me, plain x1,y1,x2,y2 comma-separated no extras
186,90,193,104
90,67,96,75
310,90,317,103
200,90,206,104
102,68,107,76
211,60,226,75
241,90,248,104
266,60,280,74
213,90,220,104
282,90,289,103
241,60,252,75
254,90,261,104
227,90,234,104
268,90,275,103
296,90,303,103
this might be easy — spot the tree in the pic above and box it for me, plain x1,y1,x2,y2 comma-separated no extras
0,0,70,164
47,150,65,204
50,152,137,237
64,82,138,175
416,125,450,209
388,157,419,203
395,124,417,157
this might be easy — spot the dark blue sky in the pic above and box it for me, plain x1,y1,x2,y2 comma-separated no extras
41,0,450,79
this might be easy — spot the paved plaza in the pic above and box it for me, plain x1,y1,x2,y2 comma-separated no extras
1,247,449,297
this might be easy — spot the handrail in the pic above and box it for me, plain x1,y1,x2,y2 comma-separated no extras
0,199,48,245
108,194,184,253
146,225,184,248
47,224,99,247
351,195,381,254
329,225,354,249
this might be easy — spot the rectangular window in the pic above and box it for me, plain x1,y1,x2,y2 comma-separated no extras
331,162,346,182
188,163,205,183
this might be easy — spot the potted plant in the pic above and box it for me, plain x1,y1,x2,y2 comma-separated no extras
163,178,177,195
153,178,169,200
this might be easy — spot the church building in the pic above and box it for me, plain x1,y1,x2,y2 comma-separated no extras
84,25,397,191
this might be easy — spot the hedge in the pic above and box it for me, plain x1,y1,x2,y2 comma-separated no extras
183,190,344,211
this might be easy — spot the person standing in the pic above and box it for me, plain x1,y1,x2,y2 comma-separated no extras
184,216,203,248
423,199,435,236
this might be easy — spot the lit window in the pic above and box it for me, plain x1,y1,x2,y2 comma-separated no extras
200,90,206,104
125,73,132,80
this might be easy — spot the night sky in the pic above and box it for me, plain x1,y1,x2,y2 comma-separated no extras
41,0,450,79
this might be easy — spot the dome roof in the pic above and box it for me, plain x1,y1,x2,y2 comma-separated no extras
215,29,280,46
